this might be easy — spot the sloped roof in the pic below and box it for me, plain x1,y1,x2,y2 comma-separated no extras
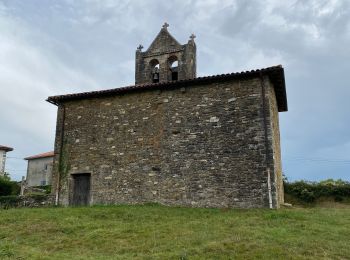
47,65,287,112
24,151,54,160
0,145,13,152
146,27,182,54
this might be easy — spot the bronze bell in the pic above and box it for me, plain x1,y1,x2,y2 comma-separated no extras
153,73,159,80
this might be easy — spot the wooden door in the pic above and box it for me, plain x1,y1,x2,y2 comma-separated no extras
72,173,91,206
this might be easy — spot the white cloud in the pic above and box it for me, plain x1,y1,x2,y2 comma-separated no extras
1,0,349,181
0,4,100,179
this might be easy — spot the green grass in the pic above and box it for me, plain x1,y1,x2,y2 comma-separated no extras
0,204,350,259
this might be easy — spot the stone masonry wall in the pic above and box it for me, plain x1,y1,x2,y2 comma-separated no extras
135,28,196,84
267,79,284,206
52,77,282,208
0,195,54,209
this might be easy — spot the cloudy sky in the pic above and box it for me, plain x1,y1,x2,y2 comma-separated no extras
1,0,349,181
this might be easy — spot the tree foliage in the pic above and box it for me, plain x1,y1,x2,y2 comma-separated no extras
284,179,350,203
0,176,20,196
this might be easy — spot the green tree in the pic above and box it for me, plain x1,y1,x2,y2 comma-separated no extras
0,176,20,196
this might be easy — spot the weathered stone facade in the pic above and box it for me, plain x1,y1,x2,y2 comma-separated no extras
135,23,196,84
0,195,54,209
48,25,287,208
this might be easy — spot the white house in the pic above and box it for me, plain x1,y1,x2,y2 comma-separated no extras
24,151,54,186
0,145,13,177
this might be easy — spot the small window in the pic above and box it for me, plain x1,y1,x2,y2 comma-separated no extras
41,180,46,186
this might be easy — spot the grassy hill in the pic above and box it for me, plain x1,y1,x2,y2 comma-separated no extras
0,204,350,259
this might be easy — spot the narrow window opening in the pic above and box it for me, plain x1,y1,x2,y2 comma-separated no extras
169,57,178,81
150,59,160,83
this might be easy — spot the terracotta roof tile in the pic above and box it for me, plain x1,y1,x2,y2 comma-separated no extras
24,151,54,160
47,65,287,112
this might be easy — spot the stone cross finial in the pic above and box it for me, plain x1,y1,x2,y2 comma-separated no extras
190,33,196,40
137,44,143,51
162,22,169,29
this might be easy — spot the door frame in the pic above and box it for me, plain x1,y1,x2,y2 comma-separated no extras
69,172,92,206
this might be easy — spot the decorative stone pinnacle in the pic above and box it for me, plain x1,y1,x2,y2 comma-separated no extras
137,44,143,51
190,33,196,40
162,22,169,29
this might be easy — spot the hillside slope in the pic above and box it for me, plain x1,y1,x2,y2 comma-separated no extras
0,205,349,259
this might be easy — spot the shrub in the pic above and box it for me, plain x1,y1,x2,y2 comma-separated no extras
0,177,20,196
300,189,316,203
0,195,20,208
10,182,20,195
0,177,13,196
284,179,350,203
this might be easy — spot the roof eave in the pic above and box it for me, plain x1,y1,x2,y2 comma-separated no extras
0,146,14,152
24,155,54,160
47,65,288,112
46,98,59,106
24,151,55,160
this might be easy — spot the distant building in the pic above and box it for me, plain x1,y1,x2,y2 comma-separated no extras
0,145,13,177
24,151,54,186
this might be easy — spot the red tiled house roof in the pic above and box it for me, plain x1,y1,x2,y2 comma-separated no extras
24,151,54,160
0,145,13,152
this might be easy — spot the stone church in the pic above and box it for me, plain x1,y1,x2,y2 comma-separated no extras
48,24,288,208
